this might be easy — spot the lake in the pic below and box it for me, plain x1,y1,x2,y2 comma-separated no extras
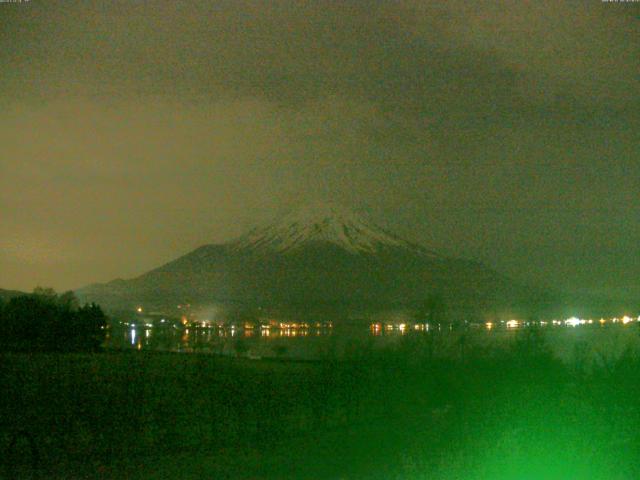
104,319,640,366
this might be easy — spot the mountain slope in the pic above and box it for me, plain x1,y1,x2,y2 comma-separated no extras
0,288,28,302
77,204,537,320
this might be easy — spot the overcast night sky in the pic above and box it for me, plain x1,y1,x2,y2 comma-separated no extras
0,1,638,300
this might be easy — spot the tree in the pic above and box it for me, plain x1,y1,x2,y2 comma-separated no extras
32,286,57,302
74,302,108,351
2,295,55,346
513,325,550,362
58,290,80,310
0,288,108,352
416,292,447,324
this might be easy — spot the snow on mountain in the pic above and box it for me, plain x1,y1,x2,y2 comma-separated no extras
230,202,435,255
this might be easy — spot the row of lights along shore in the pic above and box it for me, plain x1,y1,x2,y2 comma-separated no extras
133,306,638,332
369,316,640,333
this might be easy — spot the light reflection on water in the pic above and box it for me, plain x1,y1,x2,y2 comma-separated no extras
103,320,640,364
106,324,338,357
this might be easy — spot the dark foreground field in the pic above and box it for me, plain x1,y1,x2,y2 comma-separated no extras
2,330,640,479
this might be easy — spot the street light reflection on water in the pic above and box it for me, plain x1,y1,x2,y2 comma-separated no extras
108,314,639,359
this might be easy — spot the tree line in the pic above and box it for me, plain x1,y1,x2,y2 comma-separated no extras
0,287,107,352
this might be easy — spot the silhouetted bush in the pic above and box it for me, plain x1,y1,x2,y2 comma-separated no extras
0,288,107,352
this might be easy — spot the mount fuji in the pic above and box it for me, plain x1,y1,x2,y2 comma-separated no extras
77,203,538,321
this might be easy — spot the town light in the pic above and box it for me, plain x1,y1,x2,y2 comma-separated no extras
564,317,585,327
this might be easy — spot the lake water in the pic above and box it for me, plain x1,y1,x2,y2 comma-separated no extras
104,321,640,366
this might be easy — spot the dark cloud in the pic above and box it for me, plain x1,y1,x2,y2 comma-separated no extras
1,0,638,300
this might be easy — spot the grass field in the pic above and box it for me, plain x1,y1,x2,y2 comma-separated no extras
2,329,640,479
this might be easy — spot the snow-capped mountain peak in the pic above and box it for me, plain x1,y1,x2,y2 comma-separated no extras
230,202,432,255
